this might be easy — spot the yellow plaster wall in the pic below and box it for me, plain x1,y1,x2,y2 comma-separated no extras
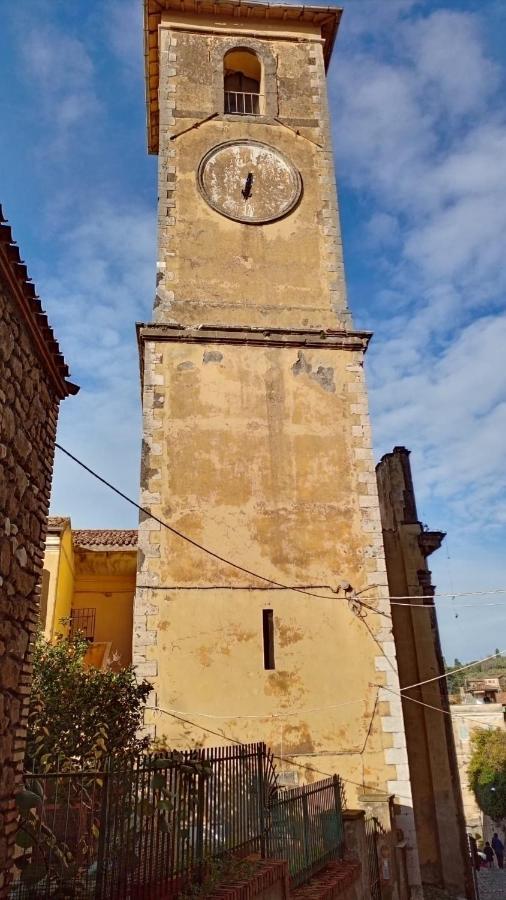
137,340,394,800
41,539,60,639
42,527,74,638
73,550,136,669
51,526,74,636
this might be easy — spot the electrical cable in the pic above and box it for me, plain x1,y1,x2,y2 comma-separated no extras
150,705,415,802
151,696,369,720
55,443,390,618
55,445,506,612
380,686,500,730
146,648,506,722
402,650,505,692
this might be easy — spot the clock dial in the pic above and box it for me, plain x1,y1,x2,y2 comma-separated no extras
197,140,302,224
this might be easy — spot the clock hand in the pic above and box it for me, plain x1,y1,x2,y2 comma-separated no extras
242,172,254,200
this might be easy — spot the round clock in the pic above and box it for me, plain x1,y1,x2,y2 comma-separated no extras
197,140,302,224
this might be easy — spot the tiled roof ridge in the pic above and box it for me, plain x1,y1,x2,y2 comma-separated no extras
0,205,79,399
73,529,138,549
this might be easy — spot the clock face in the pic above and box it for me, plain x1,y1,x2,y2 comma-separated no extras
197,140,302,224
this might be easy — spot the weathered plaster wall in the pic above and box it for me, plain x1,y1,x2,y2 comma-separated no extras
0,284,60,894
42,524,74,638
154,18,350,330
135,339,419,882
41,533,62,638
376,448,474,899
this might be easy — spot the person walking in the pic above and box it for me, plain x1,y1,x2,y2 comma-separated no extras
484,841,495,869
469,835,481,871
491,832,504,869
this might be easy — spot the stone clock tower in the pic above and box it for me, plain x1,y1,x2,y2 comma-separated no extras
136,1,422,894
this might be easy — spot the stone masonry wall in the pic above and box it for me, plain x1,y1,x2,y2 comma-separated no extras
0,282,60,894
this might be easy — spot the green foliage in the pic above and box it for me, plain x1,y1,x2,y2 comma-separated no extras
27,632,153,769
445,652,506,694
468,729,506,820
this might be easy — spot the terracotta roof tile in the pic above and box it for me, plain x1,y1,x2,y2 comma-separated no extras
73,529,138,550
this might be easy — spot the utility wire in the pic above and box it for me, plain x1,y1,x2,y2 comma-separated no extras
150,705,414,802
380,686,500,730
151,697,369,721
148,648,506,722
55,443,389,618
358,586,506,603
55,445,506,613
402,650,505,692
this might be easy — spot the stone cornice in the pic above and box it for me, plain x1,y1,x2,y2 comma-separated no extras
137,322,371,390
137,322,371,350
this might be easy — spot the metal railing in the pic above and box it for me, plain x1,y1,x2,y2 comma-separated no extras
365,815,383,900
11,748,345,898
12,744,278,899
224,90,261,115
267,775,345,887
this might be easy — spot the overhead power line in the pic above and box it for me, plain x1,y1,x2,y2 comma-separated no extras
381,686,500,731
55,443,389,618
148,648,505,721
55,444,506,614
151,705,415,803
402,650,505,692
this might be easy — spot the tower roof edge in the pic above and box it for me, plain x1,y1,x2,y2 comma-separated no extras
144,0,342,154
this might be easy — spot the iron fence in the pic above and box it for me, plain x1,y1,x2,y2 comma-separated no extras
12,744,277,899
365,815,382,900
11,746,345,898
267,775,345,887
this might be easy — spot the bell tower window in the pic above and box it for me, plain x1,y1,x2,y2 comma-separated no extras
224,49,262,115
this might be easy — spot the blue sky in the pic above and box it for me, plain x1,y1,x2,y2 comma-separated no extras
1,0,505,662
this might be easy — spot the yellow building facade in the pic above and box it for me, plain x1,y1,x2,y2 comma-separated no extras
41,518,136,670
134,1,422,895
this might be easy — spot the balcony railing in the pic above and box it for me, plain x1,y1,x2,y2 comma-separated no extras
225,90,261,115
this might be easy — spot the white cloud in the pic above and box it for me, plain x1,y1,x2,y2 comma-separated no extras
332,4,506,546
365,212,400,248
402,10,499,117
37,201,156,526
20,24,101,145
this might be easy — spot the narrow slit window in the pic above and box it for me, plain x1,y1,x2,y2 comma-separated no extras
262,609,275,670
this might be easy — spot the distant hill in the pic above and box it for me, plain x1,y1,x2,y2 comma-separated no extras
445,653,506,694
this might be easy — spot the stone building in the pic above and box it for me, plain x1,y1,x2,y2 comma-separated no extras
376,448,474,899
0,208,77,892
135,2,423,896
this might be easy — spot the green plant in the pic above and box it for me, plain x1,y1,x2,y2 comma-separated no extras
468,728,506,820
26,632,152,769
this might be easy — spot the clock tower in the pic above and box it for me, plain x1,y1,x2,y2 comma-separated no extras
135,2,422,894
